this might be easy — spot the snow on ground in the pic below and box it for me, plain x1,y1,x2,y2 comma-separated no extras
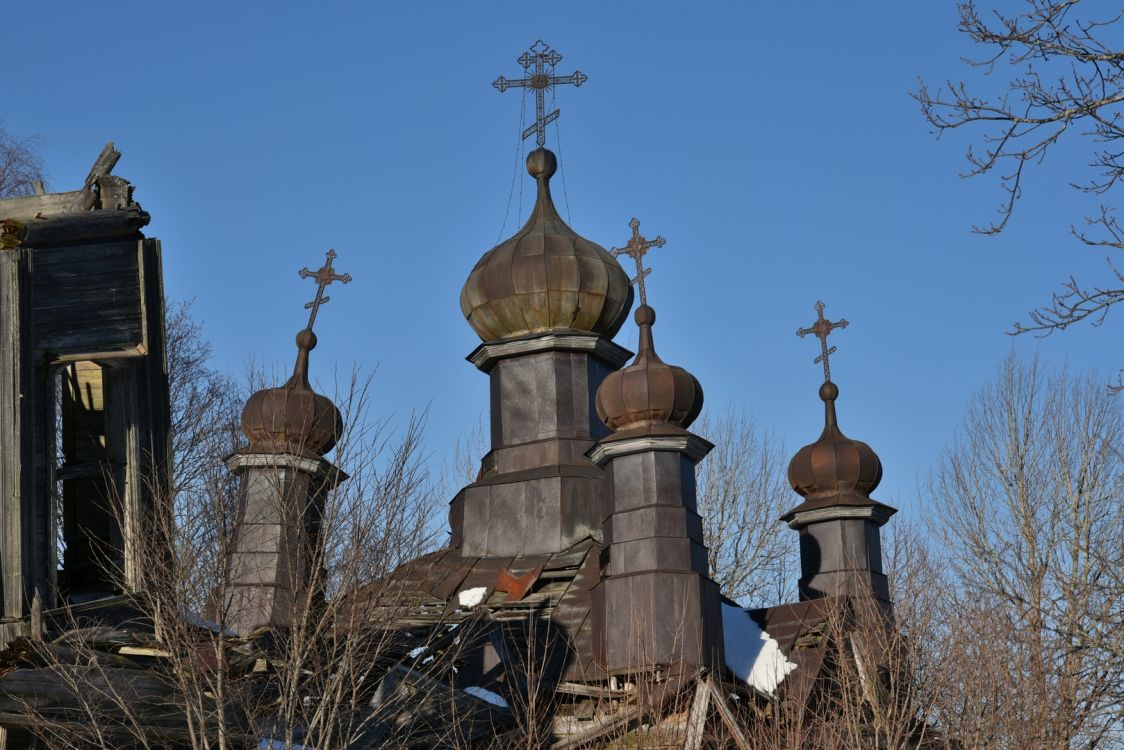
721,602,797,695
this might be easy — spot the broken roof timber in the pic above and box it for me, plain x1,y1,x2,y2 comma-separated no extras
0,141,122,221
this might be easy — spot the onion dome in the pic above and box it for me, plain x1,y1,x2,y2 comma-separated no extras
241,329,343,457
460,148,633,342
595,304,703,436
787,381,882,507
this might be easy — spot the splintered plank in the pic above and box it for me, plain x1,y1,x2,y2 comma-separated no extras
684,674,711,750
708,677,751,750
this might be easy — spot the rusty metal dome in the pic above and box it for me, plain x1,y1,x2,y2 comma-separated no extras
460,148,633,342
787,381,882,506
241,329,342,457
595,305,703,434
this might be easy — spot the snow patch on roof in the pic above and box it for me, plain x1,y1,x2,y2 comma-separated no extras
457,586,488,607
722,602,797,695
464,685,509,708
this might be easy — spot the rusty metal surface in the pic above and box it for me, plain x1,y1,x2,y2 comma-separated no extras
595,305,703,435
495,565,543,603
298,248,352,332
796,300,848,383
240,250,351,456
492,40,588,148
460,151,632,342
787,302,884,513
355,539,603,681
609,218,665,307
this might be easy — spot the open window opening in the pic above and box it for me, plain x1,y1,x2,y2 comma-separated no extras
51,360,127,603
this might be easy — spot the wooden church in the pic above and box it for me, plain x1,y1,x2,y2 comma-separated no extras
0,42,928,750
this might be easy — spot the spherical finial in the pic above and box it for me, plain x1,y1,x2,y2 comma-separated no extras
526,148,558,179
819,381,839,402
296,328,318,351
634,305,656,326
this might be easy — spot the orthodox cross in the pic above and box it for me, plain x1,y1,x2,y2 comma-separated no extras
298,249,352,331
797,301,849,382
492,40,588,148
610,218,666,306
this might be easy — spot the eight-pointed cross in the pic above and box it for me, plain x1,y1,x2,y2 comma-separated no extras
298,249,352,331
797,301,849,383
492,40,588,148
610,218,666,307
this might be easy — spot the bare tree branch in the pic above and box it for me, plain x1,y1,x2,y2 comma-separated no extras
917,1,1124,361
0,123,46,198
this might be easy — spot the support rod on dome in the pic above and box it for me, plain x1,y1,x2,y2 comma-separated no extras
796,300,848,383
492,40,587,148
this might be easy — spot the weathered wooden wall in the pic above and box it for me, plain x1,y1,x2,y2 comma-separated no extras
0,249,32,625
0,180,170,634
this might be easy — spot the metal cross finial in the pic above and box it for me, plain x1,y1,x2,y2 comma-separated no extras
610,218,666,306
797,301,849,382
492,40,588,148
298,249,352,331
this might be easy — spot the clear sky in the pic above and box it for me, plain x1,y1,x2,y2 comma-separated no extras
4,1,1117,522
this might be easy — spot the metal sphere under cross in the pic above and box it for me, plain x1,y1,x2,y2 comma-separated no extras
611,218,666,307
298,249,352,331
796,301,849,383
492,40,588,148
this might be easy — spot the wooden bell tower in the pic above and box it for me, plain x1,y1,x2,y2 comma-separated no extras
0,144,170,641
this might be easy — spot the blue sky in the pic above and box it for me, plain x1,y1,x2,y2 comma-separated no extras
4,2,1117,521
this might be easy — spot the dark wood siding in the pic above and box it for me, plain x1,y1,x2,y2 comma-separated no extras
30,240,146,358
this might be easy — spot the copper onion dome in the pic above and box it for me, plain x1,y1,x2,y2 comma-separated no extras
595,304,703,436
787,381,882,508
241,329,343,457
460,148,633,342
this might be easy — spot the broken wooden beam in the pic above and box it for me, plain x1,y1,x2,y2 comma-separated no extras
12,208,149,248
69,143,122,212
684,673,711,750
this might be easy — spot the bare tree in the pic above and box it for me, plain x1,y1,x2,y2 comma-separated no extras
0,124,46,198
916,1,1124,386
449,411,487,487
695,408,796,607
5,367,444,749
165,300,243,505
924,353,1124,748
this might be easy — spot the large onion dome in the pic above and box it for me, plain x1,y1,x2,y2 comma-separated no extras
787,381,882,508
241,329,342,457
460,148,633,342
595,304,703,437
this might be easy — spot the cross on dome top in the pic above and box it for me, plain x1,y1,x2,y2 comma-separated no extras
492,40,588,148
610,218,666,307
298,249,352,332
796,301,849,383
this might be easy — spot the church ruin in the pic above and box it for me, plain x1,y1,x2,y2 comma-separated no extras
0,41,922,749
0,143,170,638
